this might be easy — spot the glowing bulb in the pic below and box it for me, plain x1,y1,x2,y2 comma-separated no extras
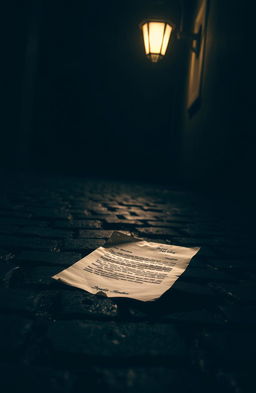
140,21,173,63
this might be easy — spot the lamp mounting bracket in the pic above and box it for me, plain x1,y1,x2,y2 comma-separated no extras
177,25,202,57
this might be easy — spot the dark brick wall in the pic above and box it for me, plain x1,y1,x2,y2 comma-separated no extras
178,0,254,201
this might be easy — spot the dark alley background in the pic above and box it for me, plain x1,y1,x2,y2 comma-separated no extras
3,0,183,180
1,2,256,392
1,0,255,199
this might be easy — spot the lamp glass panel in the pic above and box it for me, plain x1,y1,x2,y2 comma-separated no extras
148,22,165,54
142,23,149,54
161,24,172,55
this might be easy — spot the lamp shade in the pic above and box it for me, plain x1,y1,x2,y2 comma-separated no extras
140,20,173,63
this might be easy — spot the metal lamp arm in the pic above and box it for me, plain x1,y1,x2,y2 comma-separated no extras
176,0,202,57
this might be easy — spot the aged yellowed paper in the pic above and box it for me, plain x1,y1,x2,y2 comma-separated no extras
53,231,200,301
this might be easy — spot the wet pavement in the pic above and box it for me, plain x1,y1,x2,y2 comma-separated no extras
0,174,255,393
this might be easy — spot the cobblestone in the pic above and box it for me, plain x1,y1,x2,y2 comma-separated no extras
56,290,118,319
78,230,114,239
62,238,105,251
0,288,42,313
47,321,186,360
135,227,182,238
54,219,102,229
17,226,74,239
0,174,254,392
10,266,62,289
17,251,82,266
0,315,33,354
0,235,59,251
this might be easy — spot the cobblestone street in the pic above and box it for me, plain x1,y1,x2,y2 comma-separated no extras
0,174,255,393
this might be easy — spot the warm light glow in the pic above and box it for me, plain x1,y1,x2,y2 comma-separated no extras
141,20,173,62
161,24,172,55
142,24,149,54
149,22,165,54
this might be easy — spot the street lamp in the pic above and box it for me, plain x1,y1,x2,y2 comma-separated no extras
139,1,203,63
139,20,174,63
